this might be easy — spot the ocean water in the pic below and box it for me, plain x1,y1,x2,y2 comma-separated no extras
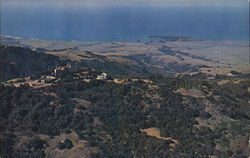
1,5,249,42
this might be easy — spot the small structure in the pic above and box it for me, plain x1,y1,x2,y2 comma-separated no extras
54,63,71,76
81,71,89,75
96,73,107,80
54,67,68,76
40,80,46,84
82,79,91,83
40,76,56,84
73,68,94,80
46,76,56,80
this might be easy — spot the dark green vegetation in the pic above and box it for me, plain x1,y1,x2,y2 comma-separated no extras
0,45,249,158
0,45,61,81
0,46,148,81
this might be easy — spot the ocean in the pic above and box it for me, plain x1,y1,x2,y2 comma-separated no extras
1,5,249,42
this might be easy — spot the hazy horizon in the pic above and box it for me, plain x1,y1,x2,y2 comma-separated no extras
2,0,249,7
1,0,249,42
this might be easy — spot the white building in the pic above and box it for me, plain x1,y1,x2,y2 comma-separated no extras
96,73,107,80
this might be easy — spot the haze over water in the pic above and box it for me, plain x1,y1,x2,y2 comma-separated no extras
1,4,249,41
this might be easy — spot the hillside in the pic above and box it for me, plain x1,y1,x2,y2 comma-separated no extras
0,41,249,158
1,36,249,75
0,45,149,82
0,66,249,158
0,45,61,81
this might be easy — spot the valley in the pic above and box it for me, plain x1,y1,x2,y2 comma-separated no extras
1,36,249,75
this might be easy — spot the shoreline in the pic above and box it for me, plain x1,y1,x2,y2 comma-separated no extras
1,35,249,43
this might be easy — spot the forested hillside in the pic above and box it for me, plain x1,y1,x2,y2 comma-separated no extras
0,46,62,81
0,45,249,158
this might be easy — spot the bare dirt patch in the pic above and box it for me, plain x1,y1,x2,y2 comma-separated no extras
175,88,206,98
140,127,179,147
